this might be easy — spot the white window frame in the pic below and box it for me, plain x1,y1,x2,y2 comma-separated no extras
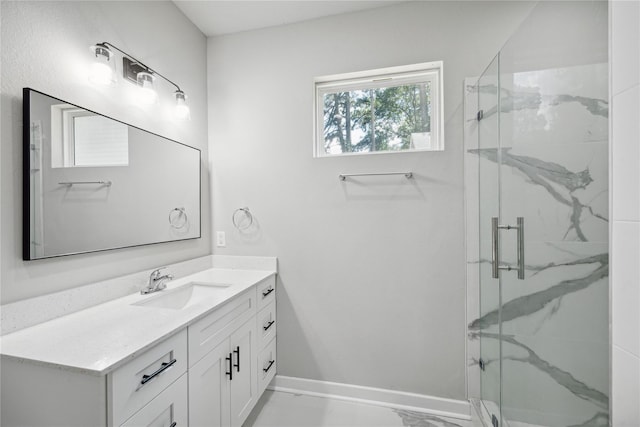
64,108,95,166
313,61,444,157
50,104,128,168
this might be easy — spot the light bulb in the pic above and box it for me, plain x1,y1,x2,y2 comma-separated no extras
136,71,157,105
89,44,116,85
174,90,191,120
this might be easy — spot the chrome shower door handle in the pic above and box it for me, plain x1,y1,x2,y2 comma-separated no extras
491,217,500,279
517,217,524,280
491,216,525,280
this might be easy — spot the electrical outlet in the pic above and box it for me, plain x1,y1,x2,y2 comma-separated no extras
216,231,226,247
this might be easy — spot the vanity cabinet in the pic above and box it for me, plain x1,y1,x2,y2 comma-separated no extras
0,273,277,427
0,328,190,427
188,276,277,427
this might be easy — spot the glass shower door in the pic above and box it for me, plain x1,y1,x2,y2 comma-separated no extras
471,2,609,426
476,54,502,426
495,2,609,426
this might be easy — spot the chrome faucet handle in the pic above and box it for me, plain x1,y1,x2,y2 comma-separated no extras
141,268,172,294
149,267,167,280
157,274,174,290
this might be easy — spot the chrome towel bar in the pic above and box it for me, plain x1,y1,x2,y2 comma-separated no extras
59,181,112,187
339,172,413,181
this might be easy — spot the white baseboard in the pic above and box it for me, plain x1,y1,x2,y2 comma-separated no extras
268,375,471,421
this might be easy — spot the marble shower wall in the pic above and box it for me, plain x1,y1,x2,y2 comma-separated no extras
465,61,609,427
466,63,610,426
499,64,608,427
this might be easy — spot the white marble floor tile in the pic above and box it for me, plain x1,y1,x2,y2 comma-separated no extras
243,390,472,427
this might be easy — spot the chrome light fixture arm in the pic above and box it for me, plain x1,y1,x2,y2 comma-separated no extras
94,41,182,93
90,41,190,118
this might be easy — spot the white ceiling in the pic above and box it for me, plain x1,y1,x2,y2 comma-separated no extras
173,1,406,37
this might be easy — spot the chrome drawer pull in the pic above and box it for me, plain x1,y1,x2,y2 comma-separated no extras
140,359,177,386
169,423,177,427
263,320,275,331
263,360,275,373
262,287,274,298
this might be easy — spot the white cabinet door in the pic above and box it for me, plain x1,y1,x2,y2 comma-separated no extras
120,374,187,427
189,339,231,427
229,318,257,427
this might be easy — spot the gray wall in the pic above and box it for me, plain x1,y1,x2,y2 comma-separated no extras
0,1,210,304
208,1,535,399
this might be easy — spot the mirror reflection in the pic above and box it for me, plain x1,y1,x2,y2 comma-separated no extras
50,105,129,168
24,88,201,260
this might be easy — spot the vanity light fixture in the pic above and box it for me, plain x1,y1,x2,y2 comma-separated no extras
136,71,158,105
174,90,191,120
89,41,190,119
88,43,116,86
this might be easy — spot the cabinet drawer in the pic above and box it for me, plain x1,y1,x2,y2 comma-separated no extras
257,301,276,349
109,329,188,427
120,373,188,427
189,289,256,367
257,337,276,394
256,275,276,310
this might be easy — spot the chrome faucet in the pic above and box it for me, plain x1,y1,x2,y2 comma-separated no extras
141,267,174,294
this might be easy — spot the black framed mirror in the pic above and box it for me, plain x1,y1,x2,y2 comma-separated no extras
23,88,201,260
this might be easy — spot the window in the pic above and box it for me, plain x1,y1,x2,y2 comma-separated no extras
314,61,443,157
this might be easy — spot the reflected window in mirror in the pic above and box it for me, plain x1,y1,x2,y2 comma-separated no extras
50,104,129,168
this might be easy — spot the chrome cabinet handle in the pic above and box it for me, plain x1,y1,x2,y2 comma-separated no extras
491,217,525,280
263,320,275,331
140,359,176,386
233,346,240,372
226,353,233,380
517,217,525,280
262,287,274,298
491,217,500,279
169,422,177,427
263,360,275,373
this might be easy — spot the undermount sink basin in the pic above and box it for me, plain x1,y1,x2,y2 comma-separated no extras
133,282,231,310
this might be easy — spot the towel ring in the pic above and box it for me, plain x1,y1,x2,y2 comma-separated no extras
232,207,253,231
169,207,188,229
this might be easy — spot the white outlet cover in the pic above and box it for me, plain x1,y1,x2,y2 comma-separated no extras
216,231,226,247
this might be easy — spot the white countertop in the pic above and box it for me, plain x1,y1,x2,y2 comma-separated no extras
0,268,275,376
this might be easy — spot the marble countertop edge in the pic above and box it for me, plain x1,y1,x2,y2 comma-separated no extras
0,267,276,376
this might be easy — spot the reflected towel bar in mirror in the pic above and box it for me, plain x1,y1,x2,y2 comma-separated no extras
338,172,413,181
58,181,113,187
